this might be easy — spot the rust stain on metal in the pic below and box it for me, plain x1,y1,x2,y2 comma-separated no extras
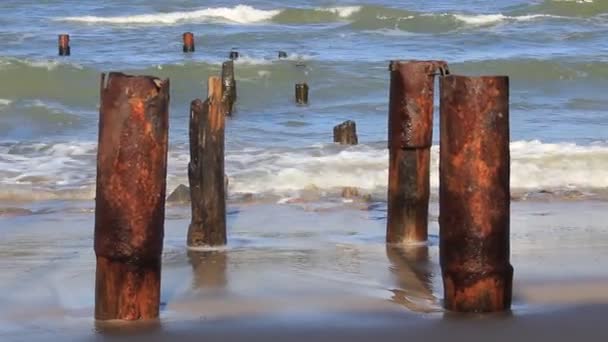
388,60,447,150
94,72,169,320
439,75,512,313
387,60,447,245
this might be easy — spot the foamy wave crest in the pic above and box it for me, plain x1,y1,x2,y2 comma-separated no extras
510,140,608,189
0,141,97,201
0,99,12,107
315,6,362,18
0,57,82,71
58,5,280,25
2,140,608,202
452,13,562,25
232,55,273,65
225,141,608,196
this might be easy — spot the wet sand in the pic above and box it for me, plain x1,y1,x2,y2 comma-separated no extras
0,199,607,341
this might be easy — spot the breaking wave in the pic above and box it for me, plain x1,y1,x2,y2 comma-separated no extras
1,140,607,202
55,3,596,32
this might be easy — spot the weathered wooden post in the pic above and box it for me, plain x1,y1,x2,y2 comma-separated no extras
58,34,70,56
221,61,236,116
295,83,309,105
229,50,239,60
183,32,195,53
187,77,227,247
386,60,447,244
94,73,170,320
439,75,513,312
333,120,358,145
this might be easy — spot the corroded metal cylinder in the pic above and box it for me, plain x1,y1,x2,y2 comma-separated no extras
94,73,170,320
183,32,195,53
58,34,70,56
386,60,447,244
439,75,513,313
295,83,309,105
229,50,239,60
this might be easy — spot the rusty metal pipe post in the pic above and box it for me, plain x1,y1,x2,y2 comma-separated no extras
183,32,195,53
94,73,170,320
386,60,447,244
58,34,70,56
439,75,512,313
187,77,227,247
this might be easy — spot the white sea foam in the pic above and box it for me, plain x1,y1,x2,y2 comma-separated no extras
0,99,12,107
0,57,83,71
233,56,273,65
453,13,562,25
58,5,280,25
315,6,362,18
2,140,608,201
223,141,608,195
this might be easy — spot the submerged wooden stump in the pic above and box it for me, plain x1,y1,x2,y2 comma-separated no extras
187,77,227,247
221,60,236,116
94,72,169,321
182,32,195,53
333,120,358,145
295,83,308,105
58,34,70,56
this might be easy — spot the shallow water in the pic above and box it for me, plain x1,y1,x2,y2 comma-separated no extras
1,200,608,339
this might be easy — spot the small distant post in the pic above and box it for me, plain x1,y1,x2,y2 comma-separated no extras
295,83,309,105
221,61,236,116
187,76,227,247
183,32,195,53
386,60,447,244
94,73,170,320
333,120,358,145
229,50,239,60
278,51,288,59
58,34,70,56
439,75,513,312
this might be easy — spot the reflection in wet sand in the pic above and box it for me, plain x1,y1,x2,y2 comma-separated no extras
94,318,162,337
187,250,228,290
386,245,439,312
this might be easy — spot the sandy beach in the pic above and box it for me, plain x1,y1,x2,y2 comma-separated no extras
1,198,607,341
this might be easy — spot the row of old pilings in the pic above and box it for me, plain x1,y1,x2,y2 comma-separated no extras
57,33,290,60
92,59,512,322
386,60,512,313
56,33,309,107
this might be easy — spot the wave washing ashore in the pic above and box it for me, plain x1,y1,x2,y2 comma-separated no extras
1,0,608,341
